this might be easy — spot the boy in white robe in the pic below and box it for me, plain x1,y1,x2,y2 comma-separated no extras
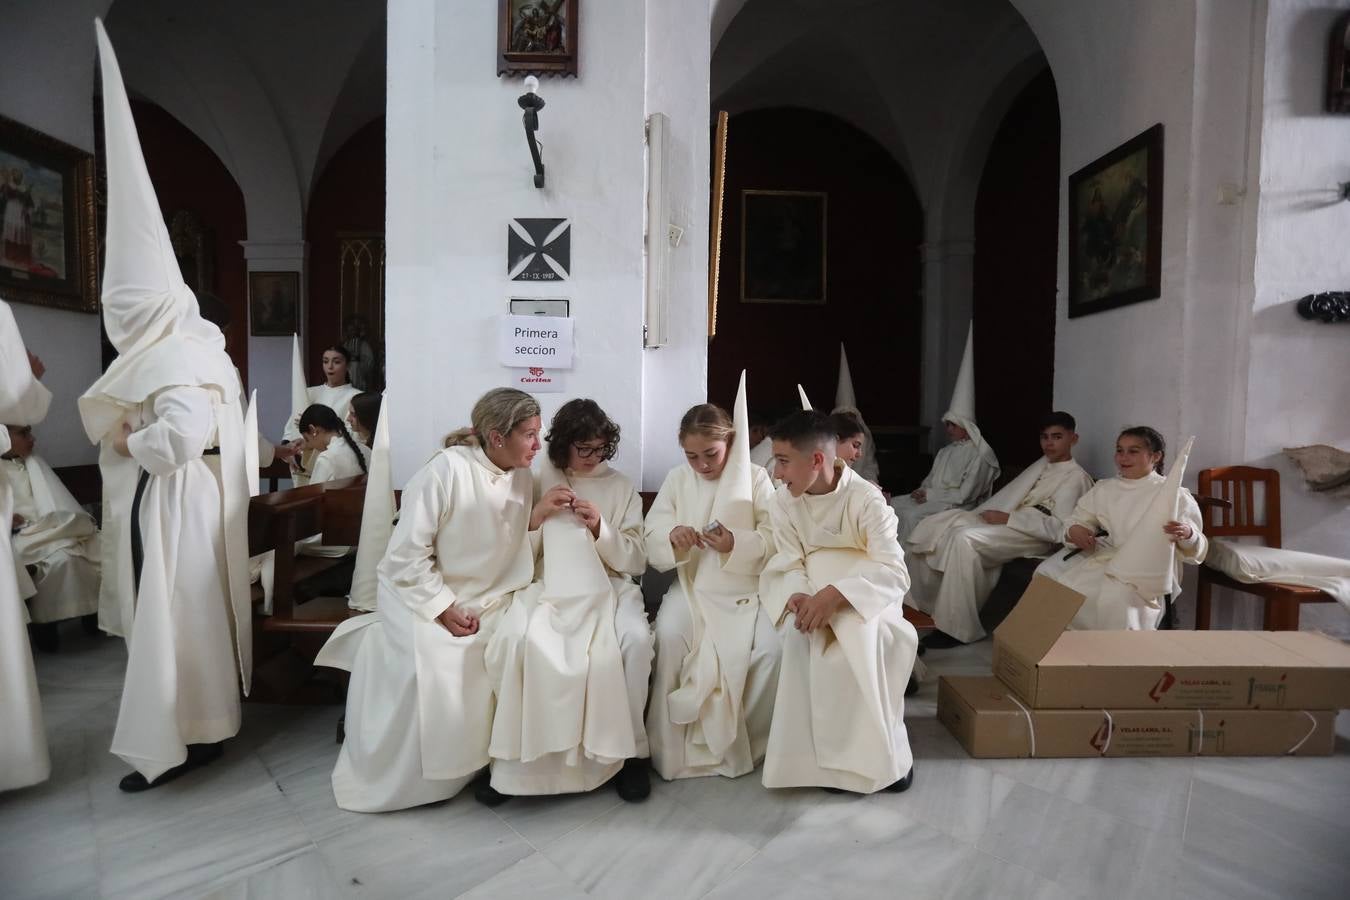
760,410,917,794
82,21,253,793
645,380,781,781
331,389,551,812
1034,427,1206,631
905,411,1093,648
0,298,52,792
3,424,100,635
484,399,650,803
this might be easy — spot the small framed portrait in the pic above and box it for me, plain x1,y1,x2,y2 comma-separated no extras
1067,124,1164,318
498,0,579,78
740,189,827,304
0,113,98,313
249,271,299,336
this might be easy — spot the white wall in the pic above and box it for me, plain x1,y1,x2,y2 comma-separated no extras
387,0,708,487
1248,0,1350,565
642,0,713,486
0,0,113,466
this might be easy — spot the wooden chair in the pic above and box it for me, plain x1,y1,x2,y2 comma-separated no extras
1194,466,1335,630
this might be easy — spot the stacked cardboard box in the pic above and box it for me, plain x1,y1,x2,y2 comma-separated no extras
937,576,1350,758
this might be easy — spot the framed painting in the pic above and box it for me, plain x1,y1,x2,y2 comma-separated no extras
0,114,98,313
1067,123,1163,318
741,189,827,304
498,0,579,78
249,271,299,336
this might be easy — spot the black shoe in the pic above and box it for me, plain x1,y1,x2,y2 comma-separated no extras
473,773,510,807
615,758,651,803
920,630,965,650
29,622,59,654
117,742,224,793
884,765,915,793
905,673,920,697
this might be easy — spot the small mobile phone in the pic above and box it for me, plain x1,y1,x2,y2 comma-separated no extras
703,520,724,535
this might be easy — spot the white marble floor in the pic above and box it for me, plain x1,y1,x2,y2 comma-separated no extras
5,629,1350,900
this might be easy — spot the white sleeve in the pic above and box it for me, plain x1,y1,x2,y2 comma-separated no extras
125,386,215,477
376,461,456,621
0,302,52,430
595,485,646,577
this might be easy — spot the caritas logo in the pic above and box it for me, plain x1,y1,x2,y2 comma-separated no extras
520,367,553,385
1148,671,1176,703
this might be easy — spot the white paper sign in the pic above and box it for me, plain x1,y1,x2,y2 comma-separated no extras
509,367,566,393
498,314,574,368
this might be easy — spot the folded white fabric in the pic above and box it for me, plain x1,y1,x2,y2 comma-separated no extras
1206,540,1350,609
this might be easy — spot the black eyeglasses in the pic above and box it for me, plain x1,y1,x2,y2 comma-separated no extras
573,442,614,459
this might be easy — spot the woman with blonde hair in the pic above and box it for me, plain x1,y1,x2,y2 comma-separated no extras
331,387,574,812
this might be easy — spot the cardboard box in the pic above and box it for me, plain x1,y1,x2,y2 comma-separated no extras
938,676,1336,759
991,577,1350,710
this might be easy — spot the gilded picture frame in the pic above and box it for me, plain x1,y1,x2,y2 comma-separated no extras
0,113,98,313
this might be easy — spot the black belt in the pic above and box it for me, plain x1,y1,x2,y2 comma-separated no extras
203,447,220,456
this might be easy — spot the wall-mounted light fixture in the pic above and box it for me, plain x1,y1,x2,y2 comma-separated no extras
644,112,670,348
518,75,546,188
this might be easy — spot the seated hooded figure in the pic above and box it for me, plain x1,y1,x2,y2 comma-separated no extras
3,424,100,634
889,328,998,540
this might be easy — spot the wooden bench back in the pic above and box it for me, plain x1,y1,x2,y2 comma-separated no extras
1196,466,1281,548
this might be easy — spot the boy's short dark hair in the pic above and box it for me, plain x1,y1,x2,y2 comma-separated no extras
545,398,620,469
1039,410,1077,433
769,410,836,452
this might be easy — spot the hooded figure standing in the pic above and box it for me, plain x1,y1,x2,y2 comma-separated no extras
80,21,252,792
0,299,53,792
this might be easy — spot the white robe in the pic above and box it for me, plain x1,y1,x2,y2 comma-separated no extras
905,458,1093,643
332,445,536,812
645,464,780,780
1033,472,1207,631
0,299,52,791
111,386,247,781
760,465,917,793
890,439,999,541
485,462,642,794
3,455,100,624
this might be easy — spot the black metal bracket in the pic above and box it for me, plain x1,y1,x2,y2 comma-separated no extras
518,89,546,189
1296,292,1350,323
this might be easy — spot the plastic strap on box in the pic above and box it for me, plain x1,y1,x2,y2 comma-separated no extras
1194,709,1204,755
1286,711,1320,756
1098,709,1114,755
1007,692,1036,758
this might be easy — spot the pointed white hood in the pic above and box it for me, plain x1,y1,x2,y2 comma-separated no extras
710,370,754,532
797,384,813,411
79,19,239,444
349,396,394,611
832,343,879,483
290,333,308,421
941,325,998,472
